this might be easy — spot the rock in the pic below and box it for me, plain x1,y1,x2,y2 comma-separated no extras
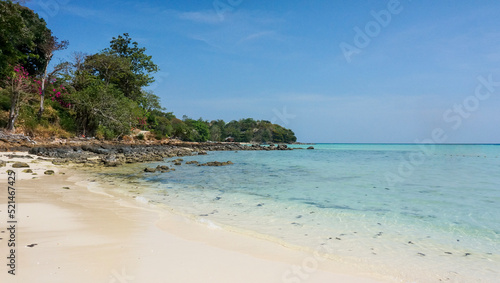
201,161,233,166
12,162,30,168
307,146,314,150
156,165,170,172
144,167,157,173
174,162,182,166
186,161,199,165
198,151,207,155
44,170,55,175
101,155,122,167
22,169,33,173
52,159,69,165
0,160,6,167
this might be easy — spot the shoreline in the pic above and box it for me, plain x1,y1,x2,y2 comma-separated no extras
0,152,385,283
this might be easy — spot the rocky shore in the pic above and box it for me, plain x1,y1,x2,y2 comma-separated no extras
23,140,293,167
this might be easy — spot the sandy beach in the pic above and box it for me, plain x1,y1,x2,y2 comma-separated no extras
0,152,386,283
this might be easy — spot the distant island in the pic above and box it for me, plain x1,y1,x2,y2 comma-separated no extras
0,1,297,144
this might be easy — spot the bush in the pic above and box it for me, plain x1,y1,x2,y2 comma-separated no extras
95,125,115,140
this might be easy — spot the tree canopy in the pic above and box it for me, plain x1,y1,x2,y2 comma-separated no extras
0,2,297,143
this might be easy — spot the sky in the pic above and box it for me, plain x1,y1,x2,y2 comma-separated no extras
25,0,500,143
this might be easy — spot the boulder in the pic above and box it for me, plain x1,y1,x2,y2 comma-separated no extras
101,155,122,167
156,165,170,172
307,146,315,150
12,162,30,168
44,170,55,175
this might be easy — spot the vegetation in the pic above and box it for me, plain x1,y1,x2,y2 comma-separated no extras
0,1,297,143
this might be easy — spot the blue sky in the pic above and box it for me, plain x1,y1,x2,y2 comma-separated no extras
26,0,500,143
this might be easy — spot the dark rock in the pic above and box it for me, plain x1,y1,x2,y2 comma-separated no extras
101,155,122,167
198,151,207,155
307,146,314,150
22,169,33,173
144,167,157,173
12,162,30,168
44,170,55,175
156,165,170,172
186,161,199,165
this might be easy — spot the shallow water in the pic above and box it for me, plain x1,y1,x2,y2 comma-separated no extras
97,144,500,282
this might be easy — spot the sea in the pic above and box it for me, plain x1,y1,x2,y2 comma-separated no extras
95,144,500,282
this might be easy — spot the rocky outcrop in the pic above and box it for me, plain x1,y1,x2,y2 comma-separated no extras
199,161,234,166
26,142,294,167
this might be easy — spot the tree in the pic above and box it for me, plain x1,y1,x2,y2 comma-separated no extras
70,79,141,138
3,65,34,131
38,34,68,118
0,1,53,79
102,33,159,101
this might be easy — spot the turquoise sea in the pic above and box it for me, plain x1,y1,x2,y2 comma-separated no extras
100,144,500,282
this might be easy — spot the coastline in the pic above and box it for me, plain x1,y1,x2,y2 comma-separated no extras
0,152,385,283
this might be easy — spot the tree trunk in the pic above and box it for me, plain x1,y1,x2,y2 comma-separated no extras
38,54,52,119
7,90,20,132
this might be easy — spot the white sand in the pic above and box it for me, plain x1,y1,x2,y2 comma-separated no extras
0,152,388,283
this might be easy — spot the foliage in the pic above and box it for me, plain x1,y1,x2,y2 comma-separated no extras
0,3,298,142
0,0,53,79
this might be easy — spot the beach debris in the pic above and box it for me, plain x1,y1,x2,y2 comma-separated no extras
62,187,70,190
12,162,30,168
444,252,452,254
465,253,471,256
27,243,38,248
417,253,426,256
22,169,33,173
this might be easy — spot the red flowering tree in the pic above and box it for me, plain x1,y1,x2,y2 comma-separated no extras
4,65,35,131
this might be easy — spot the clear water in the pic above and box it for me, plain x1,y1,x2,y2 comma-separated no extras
99,144,500,282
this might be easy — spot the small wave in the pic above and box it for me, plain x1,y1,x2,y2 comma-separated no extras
198,218,221,230
135,196,149,204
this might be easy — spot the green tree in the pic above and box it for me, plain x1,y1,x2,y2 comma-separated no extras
102,33,159,101
0,1,54,79
70,79,141,138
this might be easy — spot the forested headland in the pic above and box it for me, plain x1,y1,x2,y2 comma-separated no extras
0,1,297,144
